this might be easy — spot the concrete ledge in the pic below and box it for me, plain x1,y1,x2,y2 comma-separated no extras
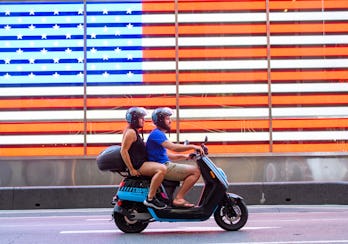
1,182,347,210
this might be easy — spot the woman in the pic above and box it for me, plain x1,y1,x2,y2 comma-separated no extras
120,107,167,209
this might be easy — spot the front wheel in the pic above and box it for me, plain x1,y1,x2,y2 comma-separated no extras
214,199,248,231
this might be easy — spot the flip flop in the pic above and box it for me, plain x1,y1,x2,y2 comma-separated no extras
172,199,195,208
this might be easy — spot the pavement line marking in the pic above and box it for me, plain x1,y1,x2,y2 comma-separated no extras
60,226,278,234
213,241,348,244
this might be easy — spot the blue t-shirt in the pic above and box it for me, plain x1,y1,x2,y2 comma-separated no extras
146,128,169,164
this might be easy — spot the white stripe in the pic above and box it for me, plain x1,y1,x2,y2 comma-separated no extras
144,11,348,24
2,83,346,97
87,132,269,144
143,60,267,70
270,11,348,22
0,87,84,97
3,130,348,145
272,107,348,118
87,108,269,120
178,13,266,23
270,35,348,45
0,108,268,122
0,110,84,121
271,59,348,69
142,13,266,24
0,135,84,145
88,84,268,96
272,83,348,93
273,131,348,141
142,36,267,47
60,226,278,234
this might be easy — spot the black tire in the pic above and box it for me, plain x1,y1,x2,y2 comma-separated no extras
114,211,149,233
214,199,248,231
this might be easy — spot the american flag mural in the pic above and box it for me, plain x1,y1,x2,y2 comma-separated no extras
0,0,348,157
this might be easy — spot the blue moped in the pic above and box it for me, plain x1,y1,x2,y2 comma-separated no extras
97,137,248,233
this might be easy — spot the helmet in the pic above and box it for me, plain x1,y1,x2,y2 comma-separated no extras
125,107,147,129
152,107,173,131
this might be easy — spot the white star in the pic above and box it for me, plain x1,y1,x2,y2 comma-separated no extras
126,8,132,14
127,23,133,29
77,57,84,63
17,34,23,40
65,48,72,54
102,55,109,61
5,58,11,64
53,9,59,15
127,71,134,78
103,26,108,32
91,33,97,39
28,24,36,30
103,9,108,14
4,73,11,79
29,58,35,64
78,9,84,15
77,24,83,30
5,10,10,16
90,47,97,54
52,72,60,79
41,34,47,39
16,49,23,55
77,72,84,78
53,58,60,63
115,30,121,36
40,48,48,55
66,33,71,39
53,24,60,30
28,72,35,79
4,25,11,31
29,10,35,15
127,54,133,60
102,71,109,78
114,47,121,53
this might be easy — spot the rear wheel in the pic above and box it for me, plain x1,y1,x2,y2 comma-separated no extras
114,210,149,233
214,199,248,231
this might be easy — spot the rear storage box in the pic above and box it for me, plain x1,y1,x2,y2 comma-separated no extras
96,145,127,172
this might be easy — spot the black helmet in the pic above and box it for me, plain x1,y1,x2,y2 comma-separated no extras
126,107,147,129
152,107,173,131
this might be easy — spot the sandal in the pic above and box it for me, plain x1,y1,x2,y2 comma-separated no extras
172,199,195,208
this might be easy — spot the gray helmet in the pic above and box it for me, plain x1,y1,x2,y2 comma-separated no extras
125,107,147,129
152,107,173,131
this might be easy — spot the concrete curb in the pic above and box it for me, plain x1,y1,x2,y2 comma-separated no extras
1,182,347,210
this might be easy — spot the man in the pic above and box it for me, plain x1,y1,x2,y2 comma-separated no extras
146,107,204,208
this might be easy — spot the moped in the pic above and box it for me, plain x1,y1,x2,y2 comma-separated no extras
97,137,248,233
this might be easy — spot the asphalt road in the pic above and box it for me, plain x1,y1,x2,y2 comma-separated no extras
1,205,348,244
